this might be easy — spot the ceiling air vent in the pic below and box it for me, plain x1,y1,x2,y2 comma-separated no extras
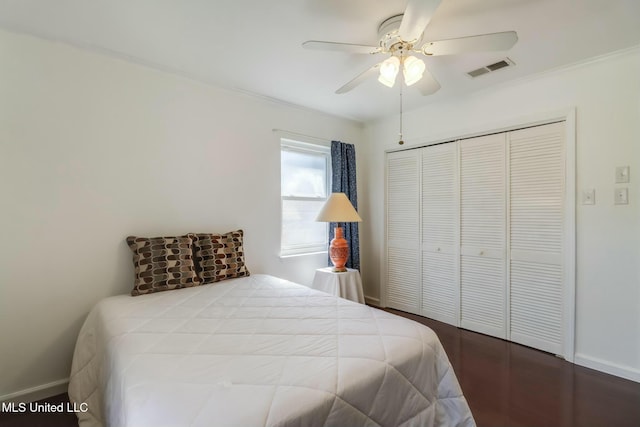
467,58,515,78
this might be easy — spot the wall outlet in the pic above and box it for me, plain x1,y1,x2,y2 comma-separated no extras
581,189,595,205
614,188,628,205
615,166,630,183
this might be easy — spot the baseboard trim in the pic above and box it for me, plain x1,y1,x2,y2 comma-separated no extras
574,353,640,383
0,378,69,403
365,296,380,307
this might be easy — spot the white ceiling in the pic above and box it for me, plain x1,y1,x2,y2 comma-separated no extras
1,0,639,122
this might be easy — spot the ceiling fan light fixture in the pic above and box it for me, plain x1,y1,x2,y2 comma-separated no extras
305,0,520,96
378,56,400,87
403,55,426,86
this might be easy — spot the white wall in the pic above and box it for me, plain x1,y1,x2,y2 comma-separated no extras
360,47,640,381
0,29,364,399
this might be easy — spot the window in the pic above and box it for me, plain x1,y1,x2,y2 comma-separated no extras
280,138,330,256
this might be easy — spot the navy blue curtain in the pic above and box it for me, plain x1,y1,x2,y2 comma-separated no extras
329,140,360,271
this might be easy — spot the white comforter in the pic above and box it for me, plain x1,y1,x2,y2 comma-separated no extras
69,274,475,427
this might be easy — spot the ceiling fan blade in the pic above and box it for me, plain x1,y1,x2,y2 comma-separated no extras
302,40,380,55
422,31,518,56
336,62,382,94
414,67,441,96
398,0,442,42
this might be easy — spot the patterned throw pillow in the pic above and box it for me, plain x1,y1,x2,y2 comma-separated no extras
192,230,250,284
126,235,201,296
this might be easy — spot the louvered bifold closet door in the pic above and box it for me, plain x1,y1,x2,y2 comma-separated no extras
421,143,459,325
460,134,507,339
386,150,421,314
509,122,565,355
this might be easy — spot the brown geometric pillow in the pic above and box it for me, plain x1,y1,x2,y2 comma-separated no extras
126,235,201,296
192,230,250,284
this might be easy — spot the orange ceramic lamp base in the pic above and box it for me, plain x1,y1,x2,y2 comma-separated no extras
329,226,349,272
315,193,362,272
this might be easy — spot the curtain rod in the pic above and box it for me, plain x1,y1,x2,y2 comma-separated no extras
272,128,332,144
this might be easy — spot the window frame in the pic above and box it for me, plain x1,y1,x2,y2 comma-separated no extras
280,138,331,257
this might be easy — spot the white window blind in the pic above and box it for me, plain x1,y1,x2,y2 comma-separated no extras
280,139,330,256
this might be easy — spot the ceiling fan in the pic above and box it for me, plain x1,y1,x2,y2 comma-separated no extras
302,0,518,95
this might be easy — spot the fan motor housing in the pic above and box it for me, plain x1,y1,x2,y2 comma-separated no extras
378,14,423,53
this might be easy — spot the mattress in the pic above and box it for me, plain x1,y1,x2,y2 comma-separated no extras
68,274,475,427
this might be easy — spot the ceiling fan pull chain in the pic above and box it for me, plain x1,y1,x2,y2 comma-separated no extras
398,83,404,145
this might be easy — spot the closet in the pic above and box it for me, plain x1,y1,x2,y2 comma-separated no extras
385,121,570,356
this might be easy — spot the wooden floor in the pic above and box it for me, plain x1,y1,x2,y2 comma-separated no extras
2,309,639,427
387,308,640,427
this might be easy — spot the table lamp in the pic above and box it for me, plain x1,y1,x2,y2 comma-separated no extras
315,192,362,272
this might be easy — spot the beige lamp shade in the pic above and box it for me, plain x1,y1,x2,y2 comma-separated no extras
315,193,362,223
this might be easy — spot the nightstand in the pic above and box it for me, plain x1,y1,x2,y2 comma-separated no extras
311,267,364,304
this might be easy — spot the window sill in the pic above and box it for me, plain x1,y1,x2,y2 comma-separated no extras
279,251,327,259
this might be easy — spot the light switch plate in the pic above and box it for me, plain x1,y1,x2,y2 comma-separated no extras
614,188,628,205
581,189,595,205
616,166,630,183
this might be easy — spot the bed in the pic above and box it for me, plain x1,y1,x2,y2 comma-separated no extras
69,274,475,427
